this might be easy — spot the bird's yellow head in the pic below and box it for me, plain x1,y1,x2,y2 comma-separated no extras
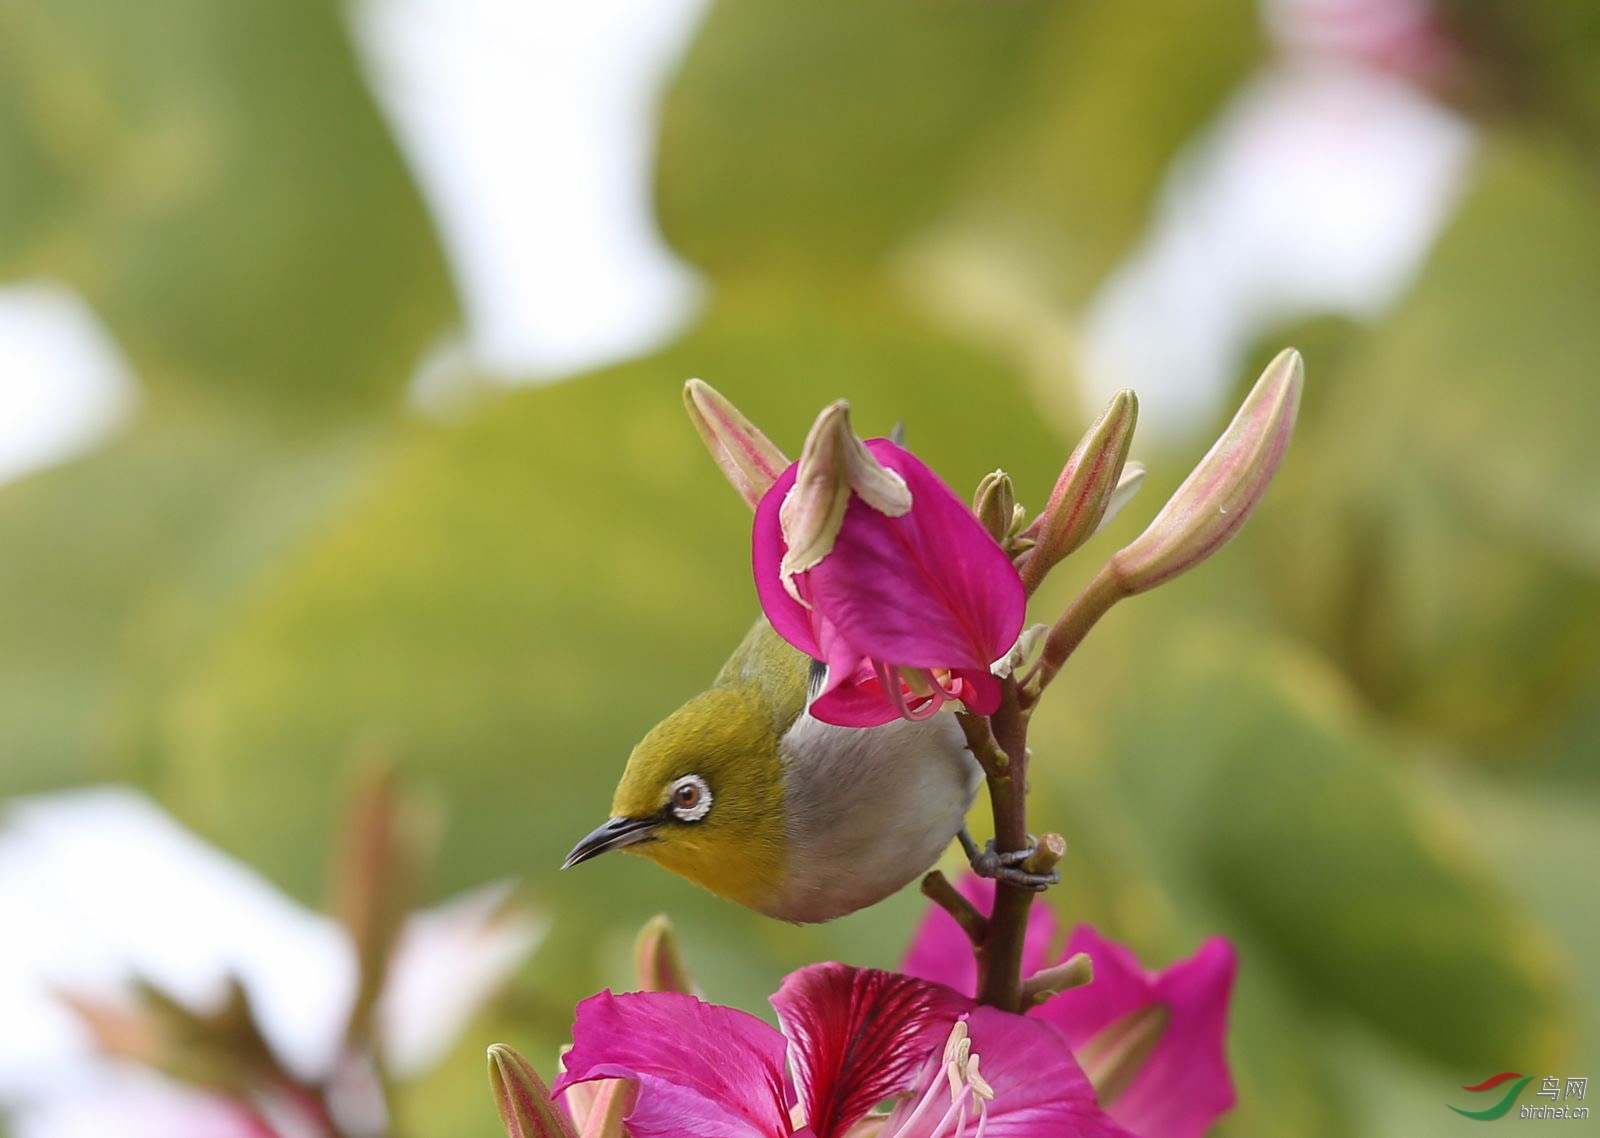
563,680,790,912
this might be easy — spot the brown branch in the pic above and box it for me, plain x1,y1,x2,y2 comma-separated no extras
974,680,1035,1011
921,871,988,946
956,711,1008,777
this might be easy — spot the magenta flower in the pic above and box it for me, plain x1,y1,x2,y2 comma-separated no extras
903,877,1238,1138
555,962,1134,1138
752,403,1026,728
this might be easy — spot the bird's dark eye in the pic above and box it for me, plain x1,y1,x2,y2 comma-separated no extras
669,774,713,823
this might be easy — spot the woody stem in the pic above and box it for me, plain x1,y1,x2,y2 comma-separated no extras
921,870,988,946
974,678,1034,1011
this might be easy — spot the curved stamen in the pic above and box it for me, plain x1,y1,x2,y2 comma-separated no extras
929,667,963,700
876,663,942,722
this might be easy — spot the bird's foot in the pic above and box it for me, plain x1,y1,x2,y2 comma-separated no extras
958,829,1059,892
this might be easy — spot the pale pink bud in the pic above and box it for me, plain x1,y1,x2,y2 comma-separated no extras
683,379,790,510
488,1044,579,1138
633,914,697,995
1021,390,1138,591
1107,349,1302,595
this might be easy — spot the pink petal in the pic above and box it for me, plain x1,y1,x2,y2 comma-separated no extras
807,658,945,728
962,1010,1140,1138
808,679,904,727
950,668,1002,716
1035,928,1237,1138
772,964,971,1138
1032,928,1153,1045
803,442,1023,671
809,664,997,726
901,874,1058,998
556,990,791,1138
753,462,822,658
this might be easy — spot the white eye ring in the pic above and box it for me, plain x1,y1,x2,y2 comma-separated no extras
669,774,713,823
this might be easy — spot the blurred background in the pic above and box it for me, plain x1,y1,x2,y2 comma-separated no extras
1,0,1597,1135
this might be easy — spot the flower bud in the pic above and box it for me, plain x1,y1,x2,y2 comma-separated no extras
488,1044,579,1138
633,914,697,995
1106,349,1302,595
683,379,790,510
1021,390,1138,592
972,470,1016,544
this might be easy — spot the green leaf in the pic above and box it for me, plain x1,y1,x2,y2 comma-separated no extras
0,0,454,411
657,0,1061,274
0,406,379,795
1261,134,1600,750
938,0,1259,296
1054,615,1572,1073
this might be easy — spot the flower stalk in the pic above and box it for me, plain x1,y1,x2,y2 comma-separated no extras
920,871,988,947
972,679,1034,1011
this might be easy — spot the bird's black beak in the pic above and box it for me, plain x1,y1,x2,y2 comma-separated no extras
561,816,660,869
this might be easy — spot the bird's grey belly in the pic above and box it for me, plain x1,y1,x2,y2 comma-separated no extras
769,712,981,924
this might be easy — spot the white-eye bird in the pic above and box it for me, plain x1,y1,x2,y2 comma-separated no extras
562,616,985,923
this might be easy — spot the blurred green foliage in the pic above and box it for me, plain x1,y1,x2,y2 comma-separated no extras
2,1,1597,1136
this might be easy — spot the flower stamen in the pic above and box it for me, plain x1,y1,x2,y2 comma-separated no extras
884,1019,999,1138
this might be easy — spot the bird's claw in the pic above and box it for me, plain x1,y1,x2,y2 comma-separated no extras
959,830,1059,892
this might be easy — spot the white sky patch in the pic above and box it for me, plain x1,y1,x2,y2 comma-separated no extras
0,788,541,1127
1077,59,1476,442
0,789,356,1092
0,282,138,487
349,0,709,392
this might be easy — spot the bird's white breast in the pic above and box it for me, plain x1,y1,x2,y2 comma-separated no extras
769,711,981,923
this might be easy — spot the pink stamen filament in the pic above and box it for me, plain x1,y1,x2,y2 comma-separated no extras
929,668,963,700
972,1099,990,1138
890,1063,956,1136
926,1088,970,1136
875,662,943,722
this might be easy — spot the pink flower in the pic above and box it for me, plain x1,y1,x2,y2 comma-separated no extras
903,877,1238,1138
752,403,1025,728
555,963,1134,1138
